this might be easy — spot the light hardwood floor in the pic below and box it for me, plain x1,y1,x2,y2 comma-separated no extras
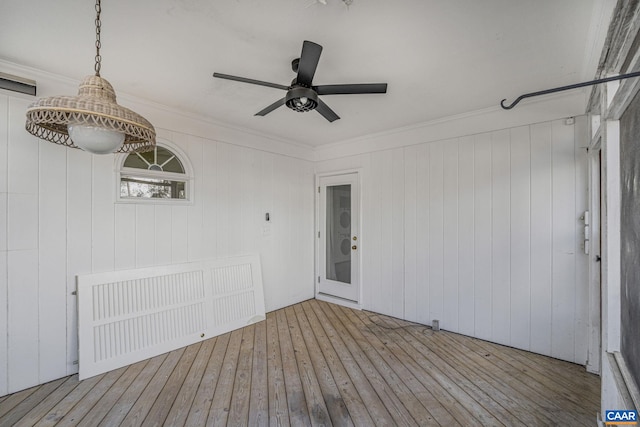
0,299,600,426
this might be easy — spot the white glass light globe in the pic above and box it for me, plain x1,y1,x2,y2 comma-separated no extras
68,124,125,154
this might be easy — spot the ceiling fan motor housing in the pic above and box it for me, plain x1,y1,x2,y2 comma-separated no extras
285,86,318,112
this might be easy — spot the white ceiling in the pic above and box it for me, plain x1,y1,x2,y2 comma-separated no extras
0,0,615,147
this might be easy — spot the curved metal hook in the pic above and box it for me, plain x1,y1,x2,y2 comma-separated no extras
501,97,524,110
501,70,640,110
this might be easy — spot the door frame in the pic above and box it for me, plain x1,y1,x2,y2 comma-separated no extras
587,134,602,374
315,169,362,309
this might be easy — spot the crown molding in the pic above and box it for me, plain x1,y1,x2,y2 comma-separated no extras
0,59,315,162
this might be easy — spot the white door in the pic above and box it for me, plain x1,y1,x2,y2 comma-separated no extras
318,173,360,303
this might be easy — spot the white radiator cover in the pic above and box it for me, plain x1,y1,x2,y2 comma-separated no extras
77,255,265,380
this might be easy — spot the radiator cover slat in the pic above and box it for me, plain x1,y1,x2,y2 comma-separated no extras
77,255,265,380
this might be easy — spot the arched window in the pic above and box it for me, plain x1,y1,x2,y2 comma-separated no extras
118,142,192,202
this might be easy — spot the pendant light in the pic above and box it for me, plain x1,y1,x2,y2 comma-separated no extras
25,0,156,154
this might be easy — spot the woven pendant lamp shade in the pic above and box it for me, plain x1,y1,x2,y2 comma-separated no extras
25,75,156,153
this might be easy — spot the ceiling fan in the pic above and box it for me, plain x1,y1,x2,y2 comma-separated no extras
213,40,388,122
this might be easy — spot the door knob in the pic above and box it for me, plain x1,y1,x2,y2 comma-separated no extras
352,245,357,250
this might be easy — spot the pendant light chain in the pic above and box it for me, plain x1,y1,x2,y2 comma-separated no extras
94,0,102,76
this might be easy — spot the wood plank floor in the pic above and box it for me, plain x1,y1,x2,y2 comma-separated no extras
0,299,600,426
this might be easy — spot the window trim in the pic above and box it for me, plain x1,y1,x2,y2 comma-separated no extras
115,140,194,205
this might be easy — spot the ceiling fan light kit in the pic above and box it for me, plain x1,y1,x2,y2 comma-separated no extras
286,87,318,112
25,0,156,154
214,40,387,122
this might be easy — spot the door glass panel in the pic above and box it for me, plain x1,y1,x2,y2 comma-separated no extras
326,184,351,283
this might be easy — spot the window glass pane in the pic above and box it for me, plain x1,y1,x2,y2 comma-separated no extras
123,153,149,169
120,176,186,199
162,156,184,173
326,184,351,284
123,146,185,174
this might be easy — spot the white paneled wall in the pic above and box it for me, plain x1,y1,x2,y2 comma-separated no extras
317,116,589,364
0,71,589,397
0,92,314,396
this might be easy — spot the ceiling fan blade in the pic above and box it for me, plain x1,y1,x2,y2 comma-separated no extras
213,73,289,91
255,98,286,116
314,83,388,95
296,41,323,87
315,99,340,122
